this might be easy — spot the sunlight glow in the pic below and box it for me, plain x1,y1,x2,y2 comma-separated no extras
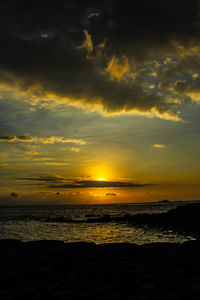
88,164,113,182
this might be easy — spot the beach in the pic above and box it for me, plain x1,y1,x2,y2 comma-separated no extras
1,239,200,299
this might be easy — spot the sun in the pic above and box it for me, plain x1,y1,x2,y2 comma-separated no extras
98,178,105,181
88,164,113,182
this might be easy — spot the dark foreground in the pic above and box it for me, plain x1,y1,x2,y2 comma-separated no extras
1,240,200,299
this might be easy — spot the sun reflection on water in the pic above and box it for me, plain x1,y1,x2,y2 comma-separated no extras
0,221,195,245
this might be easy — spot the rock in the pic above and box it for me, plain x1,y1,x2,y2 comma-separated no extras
0,240,200,299
141,284,156,292
128,295,149,300
25,240,64,248
0,239,21,247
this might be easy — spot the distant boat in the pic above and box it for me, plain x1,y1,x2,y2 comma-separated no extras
159,199,170,203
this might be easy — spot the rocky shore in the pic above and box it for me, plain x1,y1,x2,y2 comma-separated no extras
2,203,200,240
126,203,200,238
1,239,200,299
84,203,200,239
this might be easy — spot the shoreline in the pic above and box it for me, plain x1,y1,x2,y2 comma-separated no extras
1,239,200,299
0,200,199,207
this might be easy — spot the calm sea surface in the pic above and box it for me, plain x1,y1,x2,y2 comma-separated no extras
0,202,196,244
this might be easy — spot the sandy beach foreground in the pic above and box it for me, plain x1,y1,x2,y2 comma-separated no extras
0,239,200,300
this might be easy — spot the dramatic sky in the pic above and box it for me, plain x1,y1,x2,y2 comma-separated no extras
0,0,200,204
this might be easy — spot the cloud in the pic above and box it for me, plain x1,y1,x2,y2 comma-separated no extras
33,157,54,161
77,29,93,54
10,192,18,197
0,136,17,142
25,151,39,155
48,180,150,189
38,137,86,144
0,163,7,168
157,44,200,103
106,193,117,196
14,176,151,189
173,78,200,102
15,175,67,182
88,12,100,19
0,153,8,158
43,162,70,166
153,144,165,148
0,0,199,120
0,136,35,142
70,147,80,152
17,136,35,142
41,34,48,39
105,56,130,81
0,136,86,145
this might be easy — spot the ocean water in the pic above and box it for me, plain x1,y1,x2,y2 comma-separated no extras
0,202,196,244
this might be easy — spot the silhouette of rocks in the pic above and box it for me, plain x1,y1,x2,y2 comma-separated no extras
159,199,170,203
127,203,200,236
84,203,200,238
0,239,200,299
85,214,96,218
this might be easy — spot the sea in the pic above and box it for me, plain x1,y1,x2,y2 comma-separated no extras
0,202,196,245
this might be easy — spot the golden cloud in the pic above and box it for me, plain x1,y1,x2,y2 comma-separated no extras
78,30,93,54
0,136,86,145
153,144,165,148
70,147,80,152
105,56,130,81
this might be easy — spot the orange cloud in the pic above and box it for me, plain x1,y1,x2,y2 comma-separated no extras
78,30,93,54
153,144,165,148
105,56,130,80
0,136,86,145
70,147,80,152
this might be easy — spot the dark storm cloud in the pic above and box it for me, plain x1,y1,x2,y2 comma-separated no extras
105,0,200,58
14,175,150,189
10,192,18,197
157,54,200,95
0,136,16,142
106,193,117,196
174,77,200,95
48,180,150,189
0,0,200,120
15,175,67,182
1,0,199,46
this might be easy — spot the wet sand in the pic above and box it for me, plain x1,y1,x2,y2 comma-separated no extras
1,239,200,299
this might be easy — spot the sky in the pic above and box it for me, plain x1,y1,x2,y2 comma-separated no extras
0,0,200,204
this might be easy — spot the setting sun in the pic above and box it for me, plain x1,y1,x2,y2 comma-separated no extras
88,165,114,182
